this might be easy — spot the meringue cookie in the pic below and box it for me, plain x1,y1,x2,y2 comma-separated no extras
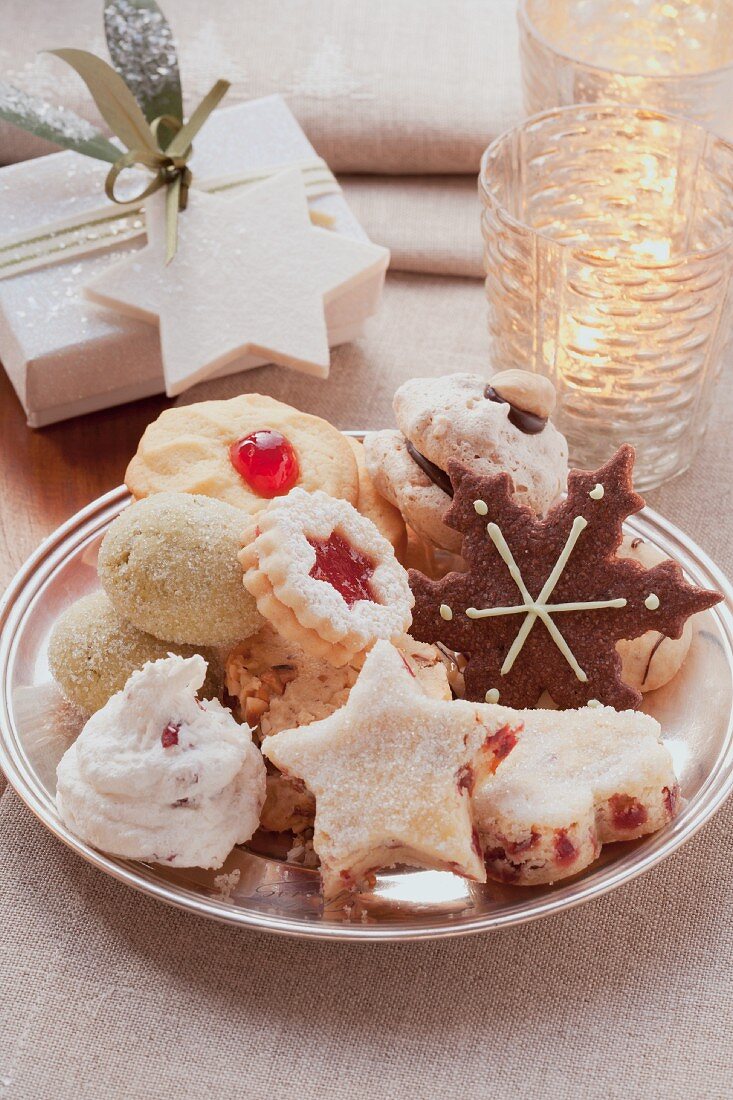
365,373,568,552
56,654,265,869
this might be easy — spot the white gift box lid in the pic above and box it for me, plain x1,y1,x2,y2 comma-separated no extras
0,95,388,427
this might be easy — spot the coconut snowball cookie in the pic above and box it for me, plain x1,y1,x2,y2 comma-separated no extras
472,702,679,886
364,370,568,553
125,393,359,515
55,654,266,869
98,493,262,648
48,591,219,714
239,489,414,667
616,535,694,693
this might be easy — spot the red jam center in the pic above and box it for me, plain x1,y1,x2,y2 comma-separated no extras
229,430,300,498
307,532,376,607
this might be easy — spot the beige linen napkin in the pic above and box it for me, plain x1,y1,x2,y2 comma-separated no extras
342,177,484,279
0,0,521,172
2,281,733,1100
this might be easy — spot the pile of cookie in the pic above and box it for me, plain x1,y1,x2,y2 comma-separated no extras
49,374,721,899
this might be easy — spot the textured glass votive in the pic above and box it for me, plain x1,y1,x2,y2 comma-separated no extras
479,105,733,490
519,0,733,140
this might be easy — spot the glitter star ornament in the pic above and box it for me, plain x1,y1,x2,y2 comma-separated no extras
262,640,518,898
84,169,389,395
409,445,722,710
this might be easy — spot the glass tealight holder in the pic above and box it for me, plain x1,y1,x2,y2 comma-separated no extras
479,104,733,490
519,0,733,139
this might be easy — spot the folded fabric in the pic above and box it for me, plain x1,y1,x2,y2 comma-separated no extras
342,177,484,279
0,0,522,172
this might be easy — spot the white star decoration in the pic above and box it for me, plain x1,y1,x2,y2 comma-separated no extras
465,511,626,682
84,169,389,395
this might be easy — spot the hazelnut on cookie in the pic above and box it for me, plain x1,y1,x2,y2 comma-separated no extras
364,371,568,553
239,489,414,667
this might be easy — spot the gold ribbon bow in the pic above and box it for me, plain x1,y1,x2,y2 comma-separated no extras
103,79,230,263
48,49,230,265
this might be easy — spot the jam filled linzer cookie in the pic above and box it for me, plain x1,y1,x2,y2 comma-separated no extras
364,371,568,553
262,641,516,898
125,393,359,514
409,446,722,710
238,488,414,667
471,702,679,886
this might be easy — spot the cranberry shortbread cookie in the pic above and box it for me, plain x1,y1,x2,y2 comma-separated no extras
471,702,679,885
239,489,413,666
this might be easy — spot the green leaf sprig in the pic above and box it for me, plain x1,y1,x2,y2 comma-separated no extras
0,1,229,263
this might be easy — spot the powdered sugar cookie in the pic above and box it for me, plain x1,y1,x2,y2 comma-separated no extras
125,393,359,514
262,641,512,897
98,493,262,648
347,436,407,556
364,371,568,552
239,489,413,666
472,702,679,885
48,591,219,714
616,535,694,693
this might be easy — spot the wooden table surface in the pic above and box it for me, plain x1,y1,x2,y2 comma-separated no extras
0,368,168,591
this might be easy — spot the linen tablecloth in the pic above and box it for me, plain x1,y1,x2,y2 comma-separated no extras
2,269,732,1100
2,3,733,1097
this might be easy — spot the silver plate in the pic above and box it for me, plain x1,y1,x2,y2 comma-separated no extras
1,463,733,941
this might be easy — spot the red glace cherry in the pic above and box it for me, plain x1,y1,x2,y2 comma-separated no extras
161,723,180,748
308,532,376,607
229,430,300,498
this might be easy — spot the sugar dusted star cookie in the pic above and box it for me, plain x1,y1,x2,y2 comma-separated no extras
409,446,722,709
262,641,516,898
471,702,679,885
239,489,414,667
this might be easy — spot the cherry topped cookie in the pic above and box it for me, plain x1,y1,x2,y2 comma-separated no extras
239,488,413,666
125,393,359,514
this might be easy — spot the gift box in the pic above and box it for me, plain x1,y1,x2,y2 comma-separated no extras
0,95,388,427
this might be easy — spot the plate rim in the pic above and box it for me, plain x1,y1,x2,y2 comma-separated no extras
2,475,733,942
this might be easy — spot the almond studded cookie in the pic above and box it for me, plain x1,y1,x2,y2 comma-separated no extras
225,624,449,737
239,489,414,667
409,446,722,709
125,393,359,514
